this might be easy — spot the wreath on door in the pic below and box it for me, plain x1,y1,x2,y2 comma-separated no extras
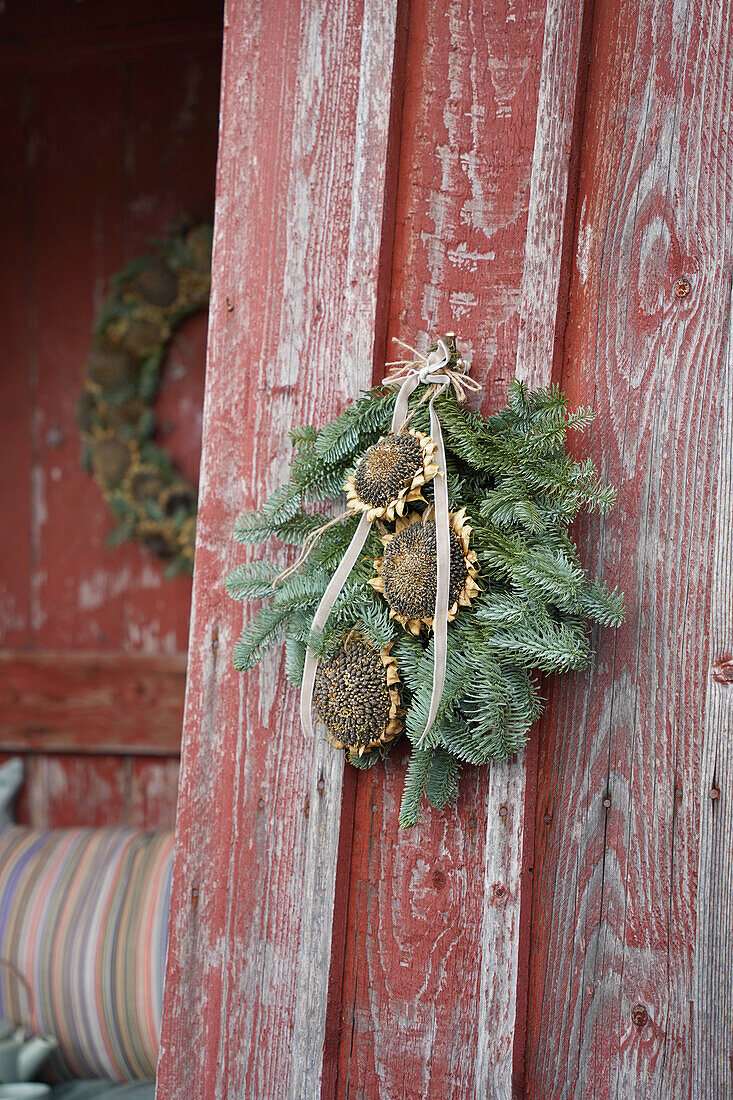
78,222,212,576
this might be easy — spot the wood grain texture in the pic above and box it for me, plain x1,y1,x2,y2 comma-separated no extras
334,1,586,1096
156,2,401,1096
526,0,733,1094
516,0,589,389
0,650,186,755
23,754,128,828
694,288,733,1097
0,77,33,651
0,749,180,830
129,756,181,828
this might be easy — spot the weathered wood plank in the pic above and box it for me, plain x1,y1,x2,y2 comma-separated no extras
693,169,733,1100
334,0,588,1096
694,293,733,1099
24,754,129,828
156,2,401,1096
488,0,589,1092
129,756,181,828
516,0,590,389
0,751,180,829
526,0,733,1094
0,77,33,651
0,650,186,754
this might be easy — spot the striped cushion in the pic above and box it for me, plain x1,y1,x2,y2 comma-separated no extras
0,825,173,1082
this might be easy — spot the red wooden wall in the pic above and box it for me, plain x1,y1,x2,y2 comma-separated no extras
158,0,733,1096
0,2,222,828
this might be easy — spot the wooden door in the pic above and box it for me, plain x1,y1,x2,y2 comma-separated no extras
157,0,733,1096
0,1,222,828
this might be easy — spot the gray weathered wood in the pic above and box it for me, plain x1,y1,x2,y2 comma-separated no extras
156,2,400,1096
287,4,400,1095
694,288,733,1100
475,0,588,1093
526,0,733,1094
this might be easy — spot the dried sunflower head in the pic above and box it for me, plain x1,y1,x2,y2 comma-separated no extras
137,519,177,559
130,258,179,308
345,429,439,522
369,508,480,634
89,433,138,488
314,634,402,758
126,464,168,504
87,344,139,391
160,482,197,518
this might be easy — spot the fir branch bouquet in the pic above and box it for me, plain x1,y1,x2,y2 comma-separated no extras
226,362,624,827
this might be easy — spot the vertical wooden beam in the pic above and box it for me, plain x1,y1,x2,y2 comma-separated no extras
334,1,588,1096
694,294,733,1098
482,0,590,1093
526,0,733,1094
156,2,401,1096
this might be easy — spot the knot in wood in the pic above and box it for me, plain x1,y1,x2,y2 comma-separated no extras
631,1004,648,1028
712,658,733,683
673,277,691,299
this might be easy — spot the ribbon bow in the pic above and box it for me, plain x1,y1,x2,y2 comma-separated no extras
300,335,478,749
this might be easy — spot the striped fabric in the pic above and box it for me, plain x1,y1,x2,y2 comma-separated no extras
0,825,173,1082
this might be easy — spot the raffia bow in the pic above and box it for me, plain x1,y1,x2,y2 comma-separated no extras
300,334,481,750
384,336,482,404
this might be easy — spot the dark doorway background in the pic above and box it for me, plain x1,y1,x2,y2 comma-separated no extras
0,1,223,827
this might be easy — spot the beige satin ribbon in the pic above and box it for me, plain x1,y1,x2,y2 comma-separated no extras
300,339,453,747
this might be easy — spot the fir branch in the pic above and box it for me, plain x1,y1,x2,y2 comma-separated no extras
425,747,462,809
284,619,308,686
510,547,586,606
290,424,318,446
261,481,303,523
566,408,595,432
399,747,433,828
353,599,398,651
480,622,591,673
224,561,278,601
577,578,626,627
232,605,290,672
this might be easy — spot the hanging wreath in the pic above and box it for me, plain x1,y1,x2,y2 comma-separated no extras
226,334,625,826
78,221,212,576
